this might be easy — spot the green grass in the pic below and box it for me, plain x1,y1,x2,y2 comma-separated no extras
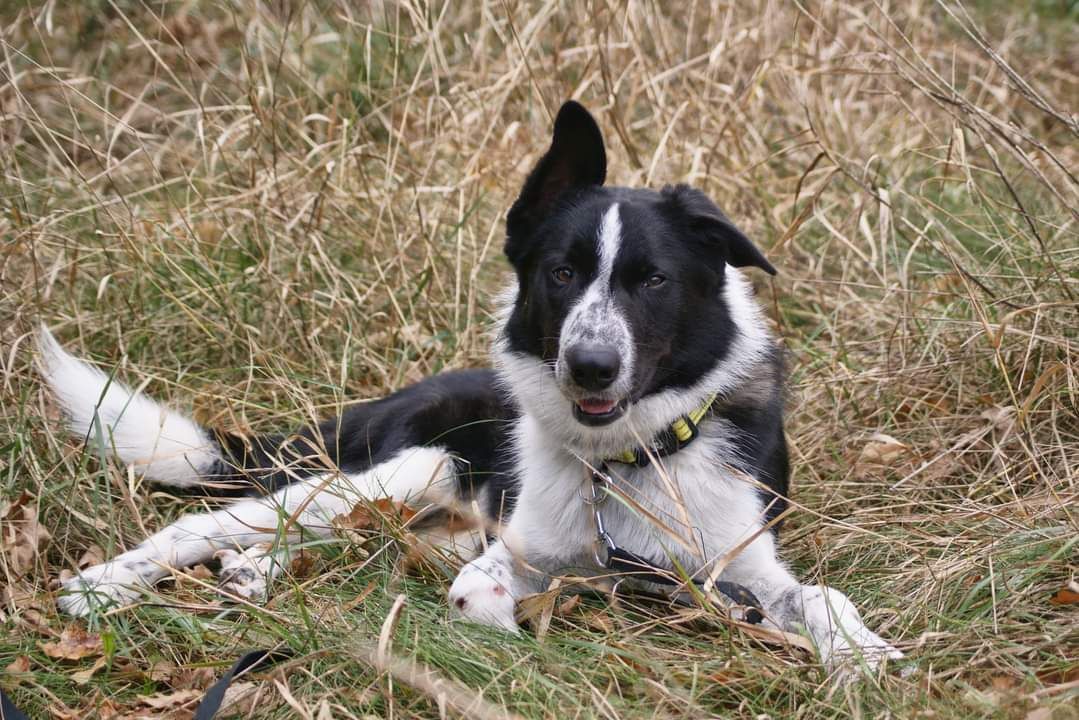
2,1,1077,718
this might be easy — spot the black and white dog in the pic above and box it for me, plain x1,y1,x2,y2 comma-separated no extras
41,102,901,672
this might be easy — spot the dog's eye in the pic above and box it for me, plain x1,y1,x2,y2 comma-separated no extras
643,273,666,288
552,266,574,284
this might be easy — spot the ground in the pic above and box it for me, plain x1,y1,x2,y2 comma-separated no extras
0,1,1076,718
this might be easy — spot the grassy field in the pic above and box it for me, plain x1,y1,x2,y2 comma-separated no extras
1,0,1076,717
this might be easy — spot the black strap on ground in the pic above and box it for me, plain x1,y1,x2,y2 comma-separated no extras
606,545,765,624
1,689,30,720
194,648,292,720
0,651,290,720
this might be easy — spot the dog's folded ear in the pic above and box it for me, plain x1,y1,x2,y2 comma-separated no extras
662,184,777,276
506,101,606,264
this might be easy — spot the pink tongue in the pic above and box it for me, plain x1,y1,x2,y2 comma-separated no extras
578,398,617,415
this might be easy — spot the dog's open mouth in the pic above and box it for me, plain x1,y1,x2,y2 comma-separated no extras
573,397,626,426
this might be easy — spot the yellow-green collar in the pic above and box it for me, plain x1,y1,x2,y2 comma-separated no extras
606,392,717,466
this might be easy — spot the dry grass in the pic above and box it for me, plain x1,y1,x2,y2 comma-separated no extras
1,0,1076,718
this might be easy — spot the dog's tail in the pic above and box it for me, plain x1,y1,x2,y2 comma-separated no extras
37,325,249,493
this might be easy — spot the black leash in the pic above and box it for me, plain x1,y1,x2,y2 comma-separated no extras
1,689,30,720
0,651,290,720
193,648,291,720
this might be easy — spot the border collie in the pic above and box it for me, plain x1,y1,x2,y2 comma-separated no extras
40,101,902,673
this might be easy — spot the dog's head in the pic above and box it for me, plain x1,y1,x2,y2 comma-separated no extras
496,102,777,454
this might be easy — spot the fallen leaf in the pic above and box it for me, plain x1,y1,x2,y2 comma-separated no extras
334,498,417,532
980,405,1015,430
45,689,124,720
39,627,104,661
77,544,105,569
147,660,177,683
1036,664,1079,685
288,550,317,578
1,581,49,615
856,433,910,467
579,607,615,633
5,655,31,684
72,655,108,685
188,564,215,581
137,688,203,710
1049,588,1079,605
0,492,51,576
19,608,59,637
557,595,581,616
168,665,216,691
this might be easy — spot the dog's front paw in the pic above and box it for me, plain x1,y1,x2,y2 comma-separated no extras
448,557,519,633
781,585,905,679
57,562,149,617
215,546,283,602
821,624,905,677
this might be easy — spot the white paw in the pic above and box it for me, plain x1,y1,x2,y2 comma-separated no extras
448,557,519,633
215,546,282,602
57,562,149,617
811,588,904,674
782,585,904,677
821,624,905,675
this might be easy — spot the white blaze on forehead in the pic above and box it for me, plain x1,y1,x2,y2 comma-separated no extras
554,201,636,397
596,203,622,283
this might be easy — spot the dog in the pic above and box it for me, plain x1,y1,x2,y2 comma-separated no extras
40,101,902,673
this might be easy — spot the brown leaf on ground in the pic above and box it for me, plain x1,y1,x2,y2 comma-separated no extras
136,688,203,710
167,665,216,691
39,627,104,661
218,681,260,717
5,655,31,683
48,693,122,720
1049,588,1079,605
856,433,911,468
556,595,581,616
288,549,318,578
1,581,50,616
77,544,106,569
579,607,615,633
1,492,51,576
72,655,109,685
188,564,215,581
147,660,177,683
1036,665,1079,685
333,498,418,532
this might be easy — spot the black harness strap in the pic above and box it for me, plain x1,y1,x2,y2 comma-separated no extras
605,545,765,624
194,649,292,720
0,651,290,720
1,689,30,720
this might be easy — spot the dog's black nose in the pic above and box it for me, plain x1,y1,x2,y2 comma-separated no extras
566,344,621,390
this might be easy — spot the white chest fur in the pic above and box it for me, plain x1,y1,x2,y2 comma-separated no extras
507,413,778,585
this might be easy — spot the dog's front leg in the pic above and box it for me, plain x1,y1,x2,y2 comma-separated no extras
765,582,904,673
721,543,903,673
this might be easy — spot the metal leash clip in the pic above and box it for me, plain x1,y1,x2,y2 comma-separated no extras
584,465,617,567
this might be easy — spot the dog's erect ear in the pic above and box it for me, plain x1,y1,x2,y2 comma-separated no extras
663,185,776,276
505,101,606,263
